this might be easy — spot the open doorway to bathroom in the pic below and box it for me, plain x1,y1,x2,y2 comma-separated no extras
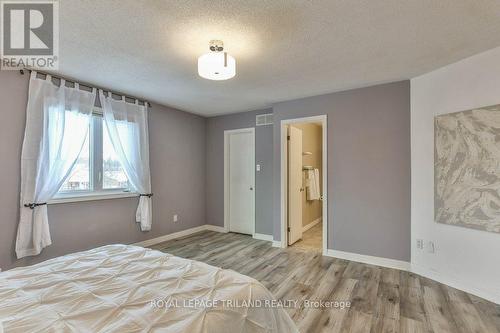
281,115,327,253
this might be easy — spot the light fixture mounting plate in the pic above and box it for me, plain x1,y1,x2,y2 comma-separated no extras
209,40,224,52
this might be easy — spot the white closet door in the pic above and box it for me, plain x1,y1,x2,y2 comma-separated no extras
288,126,303,245
228,130,255,235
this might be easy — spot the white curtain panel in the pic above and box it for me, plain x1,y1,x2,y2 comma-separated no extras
16,72,96,258
99,90,152,231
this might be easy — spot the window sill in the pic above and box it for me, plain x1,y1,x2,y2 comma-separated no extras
48,191,138,204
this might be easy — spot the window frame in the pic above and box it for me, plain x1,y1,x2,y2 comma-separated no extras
49,107,136,204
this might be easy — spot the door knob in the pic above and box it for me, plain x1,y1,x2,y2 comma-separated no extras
250,187,253,190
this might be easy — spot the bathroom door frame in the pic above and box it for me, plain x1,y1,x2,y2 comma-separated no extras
280,115,328,255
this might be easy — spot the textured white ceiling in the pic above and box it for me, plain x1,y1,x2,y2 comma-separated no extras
58,0,500,116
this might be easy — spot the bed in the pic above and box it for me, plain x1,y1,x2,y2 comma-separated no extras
0,244,298,333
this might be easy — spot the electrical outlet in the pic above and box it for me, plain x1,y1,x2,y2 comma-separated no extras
416,239,424,250
427,241,435,254
173,214,178,223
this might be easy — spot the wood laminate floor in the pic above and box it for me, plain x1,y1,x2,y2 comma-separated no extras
291,222,322,250
150,231,500,333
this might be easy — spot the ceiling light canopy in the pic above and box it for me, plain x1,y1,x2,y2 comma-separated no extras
198,40,236,80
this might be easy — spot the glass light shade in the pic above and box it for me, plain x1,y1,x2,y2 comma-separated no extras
198,52,236,80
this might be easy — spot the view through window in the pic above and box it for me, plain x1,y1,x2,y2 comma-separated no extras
59,112,129,195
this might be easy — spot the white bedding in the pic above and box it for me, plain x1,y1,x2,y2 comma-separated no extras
0,244,298,333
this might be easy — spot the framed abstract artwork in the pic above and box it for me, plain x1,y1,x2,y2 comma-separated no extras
435,104,500,233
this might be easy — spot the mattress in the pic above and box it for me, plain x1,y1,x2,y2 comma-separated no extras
0,244,298,333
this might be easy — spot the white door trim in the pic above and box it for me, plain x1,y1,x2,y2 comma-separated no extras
280,115,328,255
287,125,303,245
224,127,256,235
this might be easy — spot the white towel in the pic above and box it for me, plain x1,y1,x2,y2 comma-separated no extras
306,168,321,200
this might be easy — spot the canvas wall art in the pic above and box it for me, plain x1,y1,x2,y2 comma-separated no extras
435,104,500,233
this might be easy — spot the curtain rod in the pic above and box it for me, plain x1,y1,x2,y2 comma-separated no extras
19,68,151,107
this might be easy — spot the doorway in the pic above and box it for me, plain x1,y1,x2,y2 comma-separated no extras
224,128,255,235
281,116,327,254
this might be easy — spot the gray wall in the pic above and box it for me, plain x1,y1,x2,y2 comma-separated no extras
206,109,274,235
0,70,410,269
0,71,207,270
273,81,411,261
205,81,411,261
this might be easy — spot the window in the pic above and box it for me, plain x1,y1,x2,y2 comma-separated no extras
56,109,132,200
102,119,129,189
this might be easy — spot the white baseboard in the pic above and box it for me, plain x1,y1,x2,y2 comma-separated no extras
411,264,500,305
272,241,283,248
303,218,321,233
253,233,273,241
205,225,228,233
133,224,226,248
324,249,411,271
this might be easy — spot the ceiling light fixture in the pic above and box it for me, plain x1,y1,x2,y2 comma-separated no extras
198,40,236,80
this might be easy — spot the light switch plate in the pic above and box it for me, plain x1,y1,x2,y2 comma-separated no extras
427,241,435,253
